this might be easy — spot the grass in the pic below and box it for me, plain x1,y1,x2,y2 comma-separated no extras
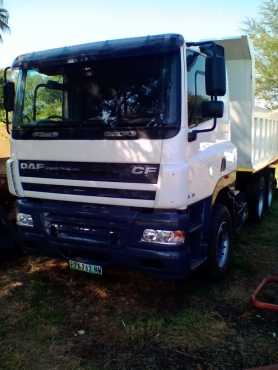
0,195,278,369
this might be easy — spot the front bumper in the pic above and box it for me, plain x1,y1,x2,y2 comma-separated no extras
17,198,192,279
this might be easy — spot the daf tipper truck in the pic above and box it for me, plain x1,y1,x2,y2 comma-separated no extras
4,34,278,280
1,68,17,251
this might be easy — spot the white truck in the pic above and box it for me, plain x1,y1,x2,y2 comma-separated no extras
3,34,278,279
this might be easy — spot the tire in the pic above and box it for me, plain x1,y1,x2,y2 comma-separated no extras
207,204,232,280
248,176,266,222
265,171,275,210
0,206,20,254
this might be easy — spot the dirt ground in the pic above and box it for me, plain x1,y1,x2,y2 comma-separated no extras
0,195,278,370
0,126,10,158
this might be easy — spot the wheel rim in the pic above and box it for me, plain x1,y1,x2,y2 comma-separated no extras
216,222,230,269
268,188,273,208
257,193,264,218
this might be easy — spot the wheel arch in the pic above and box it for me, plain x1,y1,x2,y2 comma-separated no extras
211,172,241,231
211,172,236,213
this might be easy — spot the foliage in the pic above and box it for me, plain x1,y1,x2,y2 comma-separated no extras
243,0,278,109
0,0,9,42
0,67,63,128
0,69,5,121
22,71,63,123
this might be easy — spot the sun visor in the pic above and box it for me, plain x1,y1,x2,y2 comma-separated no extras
12,34,184,69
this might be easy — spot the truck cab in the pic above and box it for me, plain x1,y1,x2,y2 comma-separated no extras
5,34,242,279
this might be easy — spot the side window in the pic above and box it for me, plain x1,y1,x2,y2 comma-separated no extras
187,50,211,128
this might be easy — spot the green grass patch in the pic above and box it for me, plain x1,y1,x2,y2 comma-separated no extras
0,195,278,369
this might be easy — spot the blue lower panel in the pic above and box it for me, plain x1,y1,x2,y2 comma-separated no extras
22,234,189,279
17,198,203,279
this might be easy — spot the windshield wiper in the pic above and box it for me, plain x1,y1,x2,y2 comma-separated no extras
35,119,78,126
18,119,81,134
34,120,61,126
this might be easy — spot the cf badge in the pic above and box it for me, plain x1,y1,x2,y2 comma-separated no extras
131,166,157,175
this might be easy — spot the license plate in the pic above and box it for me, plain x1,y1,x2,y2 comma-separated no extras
69,260,103,275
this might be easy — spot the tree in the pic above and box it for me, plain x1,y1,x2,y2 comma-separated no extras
0,0,9,42
0,0,10,122
0,1,10,121
243,0,278,109
0,69,5,121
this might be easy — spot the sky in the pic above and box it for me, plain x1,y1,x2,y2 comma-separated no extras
0,0,262,68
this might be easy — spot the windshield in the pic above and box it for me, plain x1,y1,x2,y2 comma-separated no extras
13,52,181,138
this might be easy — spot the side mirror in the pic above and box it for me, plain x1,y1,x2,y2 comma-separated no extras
201,101,224,118
3,81,15,112
205,56,226,97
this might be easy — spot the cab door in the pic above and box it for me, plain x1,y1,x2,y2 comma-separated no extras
185,49,233,206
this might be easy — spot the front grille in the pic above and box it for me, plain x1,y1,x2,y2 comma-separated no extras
19,160,160,184
41,213,120,246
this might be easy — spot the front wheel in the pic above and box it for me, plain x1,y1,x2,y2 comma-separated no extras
207,204,232,280
0,206,21,255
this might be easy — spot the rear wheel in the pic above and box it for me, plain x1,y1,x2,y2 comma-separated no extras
249,176,266,222
207,204,232,280
265,171,275,210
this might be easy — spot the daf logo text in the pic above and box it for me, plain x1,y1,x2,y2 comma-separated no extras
20,162,45,170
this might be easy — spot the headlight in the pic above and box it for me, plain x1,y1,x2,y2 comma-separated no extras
17,213,34,227
6,159,18,196
141,229,185,245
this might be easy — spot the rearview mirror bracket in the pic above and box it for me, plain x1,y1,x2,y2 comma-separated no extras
3,66,15,134
188,118,217,142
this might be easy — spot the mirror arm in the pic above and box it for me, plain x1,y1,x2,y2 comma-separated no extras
188,117,217,142
33,84,46,121
186,41,216,58
4,66,10,84
5,110,10,134
4,67,12,134
188,96,218,142
186,41,214,48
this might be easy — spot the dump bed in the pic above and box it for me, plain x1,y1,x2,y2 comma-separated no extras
216,36,278,172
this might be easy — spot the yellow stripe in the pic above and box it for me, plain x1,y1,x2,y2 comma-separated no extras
237,167,253,173
237,156,278,174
